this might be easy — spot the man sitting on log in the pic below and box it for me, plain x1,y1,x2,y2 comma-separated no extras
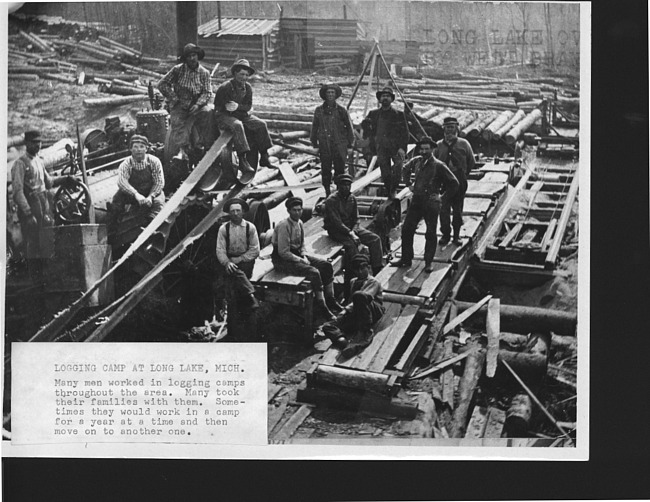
310,83,355,196
272,197,343,323
215,197,260,313
158,43,215,161
214,58,276,184
391,136,458,272
323,173,384,276
108,135,165,226
362,87,409,198
434,117,476,246
322,254,385,358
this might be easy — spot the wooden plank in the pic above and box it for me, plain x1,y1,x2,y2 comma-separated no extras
277,162,307,198
498,222,523,248
485,298,500,378
258,270,306,286
271,405,312,443
411,262,450,297
422,301,453,360
394,323,429,372
465,406,488,439
462,197,493,216
484,407,506,438
347,303,403,369
368,305,420,373
443,295,492,336
268,395,290,433
268,383,283,402
441,338,455,407
410,349,475,380
375,259,426,294
540,218,558,251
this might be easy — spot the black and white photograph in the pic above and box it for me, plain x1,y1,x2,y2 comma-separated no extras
3,0,587,457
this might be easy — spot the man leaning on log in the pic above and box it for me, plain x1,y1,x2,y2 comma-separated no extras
362,87,409,198
310,83,355,196
214,58,277,184
158,43,215,161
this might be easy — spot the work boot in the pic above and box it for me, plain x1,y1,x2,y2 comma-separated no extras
242,293,260,311
334,336,349,349
173,146,189,161
424,261,434,273
326,296,344,314
390,257,412,268
439,235,451,246
259,151,277,168
238,157,256,185
341,328,374,359
452,237,462,246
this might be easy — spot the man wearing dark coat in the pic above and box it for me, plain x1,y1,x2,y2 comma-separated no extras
362,87,409,198
310,83,355,196
214,58,276,184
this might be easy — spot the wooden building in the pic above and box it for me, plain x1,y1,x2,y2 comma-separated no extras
198,17,280,71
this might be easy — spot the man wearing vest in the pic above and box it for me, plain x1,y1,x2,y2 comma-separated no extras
216,198,260,312
109,135,165,225
434,117,476,246
214,58,276,184
272,197,342,324
310,83,355,196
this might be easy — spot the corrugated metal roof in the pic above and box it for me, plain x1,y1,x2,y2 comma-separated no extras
199,17,279,38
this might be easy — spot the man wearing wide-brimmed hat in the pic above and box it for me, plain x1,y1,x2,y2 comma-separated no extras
434,116,476,246
310,83,355,196
214,58,276,184
215,197,260,314
158,43,215,160
390,136,458,272
362,86,409,198
323,173,384,276
108,134,165,225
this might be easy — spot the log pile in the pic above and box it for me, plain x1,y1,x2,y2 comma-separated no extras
410,297,577,442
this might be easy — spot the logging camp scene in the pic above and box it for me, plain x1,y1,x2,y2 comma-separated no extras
4,1,582,447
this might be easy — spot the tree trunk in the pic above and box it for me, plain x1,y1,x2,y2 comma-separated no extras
450,347,485,438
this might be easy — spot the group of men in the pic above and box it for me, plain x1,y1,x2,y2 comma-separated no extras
11,41,475,351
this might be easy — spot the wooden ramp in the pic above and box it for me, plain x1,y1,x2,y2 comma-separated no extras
300,160,515,413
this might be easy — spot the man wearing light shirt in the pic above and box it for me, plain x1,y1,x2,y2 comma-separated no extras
215,198,260,312
109,135,165,224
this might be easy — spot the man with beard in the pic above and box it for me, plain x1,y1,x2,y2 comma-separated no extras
362,87,409,198
214,58,276,184
158,43,215,161
434,117,476,246
391,136,458,272
310,83,355,196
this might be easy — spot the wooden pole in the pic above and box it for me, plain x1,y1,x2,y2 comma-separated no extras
545,174,578,269
450,347,485,438
76,124,95,223
346,42,377,110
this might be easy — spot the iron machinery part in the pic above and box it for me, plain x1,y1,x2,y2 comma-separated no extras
80,128,109,152
136,109,170,145
374,198,401,230
53,178,92,225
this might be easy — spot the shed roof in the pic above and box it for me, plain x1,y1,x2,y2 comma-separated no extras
199,17,279,38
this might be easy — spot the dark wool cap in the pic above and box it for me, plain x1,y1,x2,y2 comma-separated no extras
129,135,149,147
24,130,42,142
334,173,353,185
285,196,303,210
350,254,370,267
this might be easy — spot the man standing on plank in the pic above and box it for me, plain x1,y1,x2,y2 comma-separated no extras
310,83,355,196
391,136,458,272
362,87,409,198
434,116,476,246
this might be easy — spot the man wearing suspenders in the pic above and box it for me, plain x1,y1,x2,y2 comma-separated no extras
216,198,260,312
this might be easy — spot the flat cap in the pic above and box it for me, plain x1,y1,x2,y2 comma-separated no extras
285,196,303,210
334,173,353,185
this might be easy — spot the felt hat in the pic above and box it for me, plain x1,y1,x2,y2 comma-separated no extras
223,197,249,213
129,134,149,148
231,58,256,76
334,173,353,185
182,43,205,61
417,136,436,148
442,117,459,127
24,130,42,142
350,254,370,267
285,196,303,210
319,83,342,100
376,86,395,101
